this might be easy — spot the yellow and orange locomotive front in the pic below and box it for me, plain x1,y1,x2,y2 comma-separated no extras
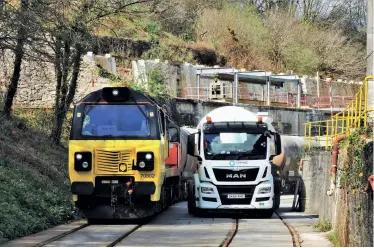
68,87,181,220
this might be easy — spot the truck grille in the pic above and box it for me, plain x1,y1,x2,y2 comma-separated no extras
95,149,133,174
216,185,256,205
213,168,259,182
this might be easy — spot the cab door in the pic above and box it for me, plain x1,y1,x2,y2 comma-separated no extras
165,123,180,168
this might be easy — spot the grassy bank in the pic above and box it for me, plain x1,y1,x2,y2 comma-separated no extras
0,112,75,244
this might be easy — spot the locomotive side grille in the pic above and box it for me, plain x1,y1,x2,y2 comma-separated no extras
95,150,132,174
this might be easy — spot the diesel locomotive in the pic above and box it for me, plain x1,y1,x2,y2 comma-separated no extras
68,87,196,221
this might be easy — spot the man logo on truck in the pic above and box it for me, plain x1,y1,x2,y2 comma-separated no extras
226,173,247,179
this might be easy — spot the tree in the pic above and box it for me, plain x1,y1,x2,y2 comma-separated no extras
326,0,367,45
44,0,155,144
1,0,50,117
153,0,224,40
2,0,28,117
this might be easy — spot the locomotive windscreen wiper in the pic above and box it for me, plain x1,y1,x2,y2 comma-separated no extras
130,96,149,121
84,96,102,116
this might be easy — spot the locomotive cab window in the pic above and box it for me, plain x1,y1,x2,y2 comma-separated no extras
81,105,150,137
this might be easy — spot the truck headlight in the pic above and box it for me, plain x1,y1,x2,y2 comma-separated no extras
258,186,271,194
201,187,214,194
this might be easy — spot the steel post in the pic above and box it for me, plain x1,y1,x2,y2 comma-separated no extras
234,72,239,104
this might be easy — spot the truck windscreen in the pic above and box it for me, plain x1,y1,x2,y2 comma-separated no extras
81,105,150,137
203,132,267,160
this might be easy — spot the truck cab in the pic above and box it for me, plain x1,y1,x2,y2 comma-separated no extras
187,106,282,218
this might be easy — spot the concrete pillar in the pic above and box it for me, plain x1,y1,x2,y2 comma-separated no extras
368,0,374,121
234,72,239,104
266,78,271,106
196,73,200,100
86,51,94,61
316,71,320,108
297,80,301,108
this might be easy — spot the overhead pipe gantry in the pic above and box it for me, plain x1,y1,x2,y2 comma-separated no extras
196,68,302,107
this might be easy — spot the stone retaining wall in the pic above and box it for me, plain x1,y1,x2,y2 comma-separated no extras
302,143,373,247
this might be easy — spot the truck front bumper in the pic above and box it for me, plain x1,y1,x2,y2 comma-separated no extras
197,181,274,210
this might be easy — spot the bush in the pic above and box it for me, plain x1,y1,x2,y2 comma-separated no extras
314,220,332,232
131,69,171,102
195,4,365,78
329,231,341,247
142,43,195,63
0,117,76,244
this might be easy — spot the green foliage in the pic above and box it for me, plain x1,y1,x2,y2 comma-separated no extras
340,131,370,191
0,117,76,244
195,4,365,77
14,109,72,146
145,21,161,43
328,231,341,247
284,43,319,75
98,66,172,102
97,64,122,82
314,220,332,232
131,69,171,102
142,43,195,63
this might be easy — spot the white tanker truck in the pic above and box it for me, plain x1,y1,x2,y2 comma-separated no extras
186,106,284,218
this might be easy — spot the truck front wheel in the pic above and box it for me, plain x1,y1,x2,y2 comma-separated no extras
274,178,281,209
187,180,197,215
259,208,274,218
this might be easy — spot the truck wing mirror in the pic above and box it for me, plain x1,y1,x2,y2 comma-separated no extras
264,131,272,138
275,133,282,155
168,123,180,143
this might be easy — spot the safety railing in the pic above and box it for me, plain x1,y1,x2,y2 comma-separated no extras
183,86,264,102
312,96,353,109
304,76,373,150
183,87,309,107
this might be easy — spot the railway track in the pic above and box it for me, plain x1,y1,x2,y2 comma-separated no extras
7,203,300,247
218,211,300,247
220,219,239,247
275,211,301,247
34,223,90,247
33,223,144,247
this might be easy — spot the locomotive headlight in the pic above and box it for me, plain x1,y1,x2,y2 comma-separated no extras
258,186,271,194
139,161,146,168
76,153,82,160
112,89,119,96
82,161,89,169
136,152,154,171
74,152,92,171
145,153,152,160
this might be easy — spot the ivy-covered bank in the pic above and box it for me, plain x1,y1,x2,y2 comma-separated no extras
301,131,373,247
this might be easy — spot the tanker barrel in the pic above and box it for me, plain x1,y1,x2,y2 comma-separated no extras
272,135,320,177
180,126,198,180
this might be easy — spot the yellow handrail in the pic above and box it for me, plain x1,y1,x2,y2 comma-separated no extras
304,76,373,150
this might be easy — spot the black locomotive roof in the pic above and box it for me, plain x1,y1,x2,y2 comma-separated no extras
76,87,158,106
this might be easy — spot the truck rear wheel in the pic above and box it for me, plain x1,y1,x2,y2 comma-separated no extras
297,180,306,212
